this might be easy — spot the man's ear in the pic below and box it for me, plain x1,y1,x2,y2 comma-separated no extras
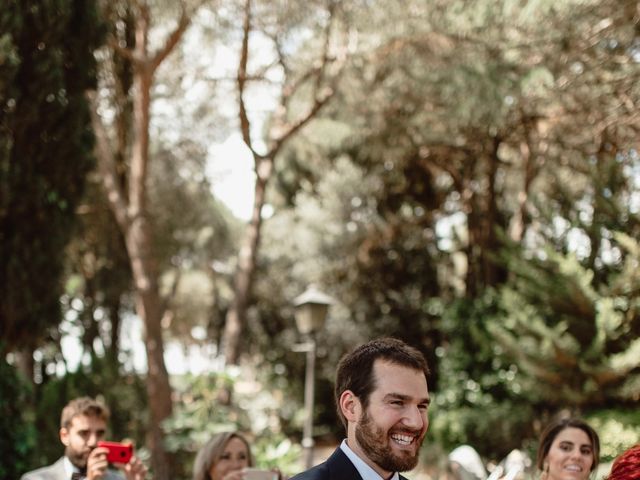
339,390,361,422
60,427,70,447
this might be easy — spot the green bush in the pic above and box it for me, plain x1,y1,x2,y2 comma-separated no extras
434,293,538,460
0,355,36,479
585,409,640,462
430,401,536,462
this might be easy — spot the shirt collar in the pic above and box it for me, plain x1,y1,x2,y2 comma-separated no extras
340,439,400,480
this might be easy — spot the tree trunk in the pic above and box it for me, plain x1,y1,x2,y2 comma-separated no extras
106,293,122,368
90,1,193,471
129,270,172,479
120,176,174,480
510,116,543,243
221,164,270,367
14,345,35,383
510,139,531,243
483,136,503,287
126,58,172,479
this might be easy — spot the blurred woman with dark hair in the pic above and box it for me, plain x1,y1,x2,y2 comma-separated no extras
536,417,600,480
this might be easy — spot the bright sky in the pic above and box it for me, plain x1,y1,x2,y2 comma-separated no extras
206,134,256,221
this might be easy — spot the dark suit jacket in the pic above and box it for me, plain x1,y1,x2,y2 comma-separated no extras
290,447,408,480
20,457,124,480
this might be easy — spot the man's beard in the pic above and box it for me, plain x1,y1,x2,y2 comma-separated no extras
355,409,423,473
65,445,90,470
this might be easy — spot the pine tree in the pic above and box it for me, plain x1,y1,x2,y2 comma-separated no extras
489,234,640,408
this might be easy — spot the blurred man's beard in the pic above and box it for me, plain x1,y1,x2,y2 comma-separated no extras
355,409,423,473
65,446,89,469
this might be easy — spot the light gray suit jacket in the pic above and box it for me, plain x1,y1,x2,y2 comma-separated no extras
21,457,124,480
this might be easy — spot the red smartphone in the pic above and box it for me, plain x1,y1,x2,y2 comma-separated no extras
97,441,133,464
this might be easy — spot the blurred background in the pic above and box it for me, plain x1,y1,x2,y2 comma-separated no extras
1,0,639,479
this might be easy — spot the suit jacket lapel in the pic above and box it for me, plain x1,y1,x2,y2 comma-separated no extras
325,447,412,480
325,447,364,480
53,457,68,480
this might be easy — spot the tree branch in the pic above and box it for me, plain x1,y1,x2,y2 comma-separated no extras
150,6,191,73
109,35,138,63
86,91,130,231
237,0,261,158
266,2,348,158
267,89,334,157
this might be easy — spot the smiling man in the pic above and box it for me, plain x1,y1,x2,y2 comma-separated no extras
20,397,146,480
292,337,431,480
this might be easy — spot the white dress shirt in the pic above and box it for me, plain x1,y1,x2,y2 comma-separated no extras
63,457,82,479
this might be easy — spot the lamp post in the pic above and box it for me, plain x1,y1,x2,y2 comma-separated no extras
293,285,333,469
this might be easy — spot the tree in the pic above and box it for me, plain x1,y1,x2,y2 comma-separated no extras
220,0,350,367
88,1,201,477
0,0,103,375
489,233,640,408
252,0,640,454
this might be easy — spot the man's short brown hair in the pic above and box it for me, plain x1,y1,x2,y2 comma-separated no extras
60,397,110,429
334,337,430,431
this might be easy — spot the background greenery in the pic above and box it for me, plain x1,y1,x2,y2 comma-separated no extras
1,0,639,479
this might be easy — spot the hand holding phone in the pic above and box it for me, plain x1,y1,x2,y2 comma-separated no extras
97,441,134,464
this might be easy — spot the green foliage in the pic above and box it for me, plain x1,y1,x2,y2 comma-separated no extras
430,228,640,457
251,436,301,473
430,402,536,462
164,373,248,453
149,145,241,346
488,238,640,408
164,372,302,480
0,353,35,479
432,293,536,459
0,30,20,97
585,409,640,462
0,0,104,351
